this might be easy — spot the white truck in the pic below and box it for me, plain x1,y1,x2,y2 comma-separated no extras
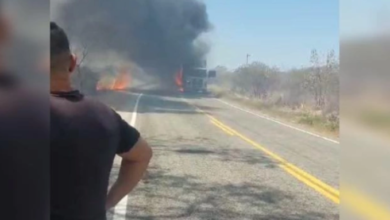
182,66,216,93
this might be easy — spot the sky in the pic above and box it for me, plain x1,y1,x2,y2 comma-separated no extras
204,0,339,70
340,0,390,39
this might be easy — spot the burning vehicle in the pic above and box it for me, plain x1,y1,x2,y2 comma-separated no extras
175,61,216,93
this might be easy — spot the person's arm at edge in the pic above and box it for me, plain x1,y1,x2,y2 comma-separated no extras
105,137,152,210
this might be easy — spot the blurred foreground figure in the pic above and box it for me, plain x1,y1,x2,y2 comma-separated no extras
50,22,152,220
0,9,49,220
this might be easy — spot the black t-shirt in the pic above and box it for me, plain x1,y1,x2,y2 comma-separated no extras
50,90,140,220
0,73,49,220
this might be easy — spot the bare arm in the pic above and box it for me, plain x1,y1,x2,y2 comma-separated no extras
106,137,152,209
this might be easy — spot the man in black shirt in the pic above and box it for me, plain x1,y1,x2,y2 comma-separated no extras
50,22,152,220
0,13,49,220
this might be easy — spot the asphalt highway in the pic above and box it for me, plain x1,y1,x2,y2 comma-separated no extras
98,90,339,220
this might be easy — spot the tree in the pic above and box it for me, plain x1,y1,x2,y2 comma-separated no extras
214,49,339,118
323,49,339,114
308,49,326,108
214,65,232,87
284,68,311,107
228,62,280,99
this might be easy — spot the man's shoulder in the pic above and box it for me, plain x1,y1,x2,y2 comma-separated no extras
83,96,119,120
50,94,111,110
50,94,121,141
50,94,118,122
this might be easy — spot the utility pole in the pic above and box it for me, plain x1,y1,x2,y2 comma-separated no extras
246,54,251,65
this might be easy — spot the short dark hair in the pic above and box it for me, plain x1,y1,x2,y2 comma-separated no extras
50,22,70,57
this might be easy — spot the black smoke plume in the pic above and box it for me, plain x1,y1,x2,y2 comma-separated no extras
52,0,211,89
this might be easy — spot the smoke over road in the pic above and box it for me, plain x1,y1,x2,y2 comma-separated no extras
51,0,212,90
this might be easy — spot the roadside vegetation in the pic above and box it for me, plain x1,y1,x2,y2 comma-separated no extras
211,49,339,138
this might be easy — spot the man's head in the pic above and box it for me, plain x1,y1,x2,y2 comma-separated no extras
50,22,76,76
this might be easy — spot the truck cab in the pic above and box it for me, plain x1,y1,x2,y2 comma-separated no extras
179,59,216,94
183,67,208,93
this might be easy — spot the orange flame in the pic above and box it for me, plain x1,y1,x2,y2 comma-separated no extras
112,67,132,90
96,76,114,91
175,66,184,92
96,65,132,91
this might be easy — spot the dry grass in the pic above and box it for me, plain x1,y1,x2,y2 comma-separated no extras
209,86,339,139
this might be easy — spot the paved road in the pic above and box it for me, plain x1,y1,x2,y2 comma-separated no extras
98,91,339,220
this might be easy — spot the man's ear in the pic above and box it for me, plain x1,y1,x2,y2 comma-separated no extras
69,53,77,73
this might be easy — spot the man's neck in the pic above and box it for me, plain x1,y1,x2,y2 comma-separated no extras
50,75,73,92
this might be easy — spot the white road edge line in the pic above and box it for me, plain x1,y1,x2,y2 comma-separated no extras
216,99,339,144
113,93,143,220
130,93,143,127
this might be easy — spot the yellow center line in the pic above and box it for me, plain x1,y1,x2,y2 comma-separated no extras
343,186,390,220
284,162,340,197
207,113,340,203
210,119,236,134
190,100,390,219
281,164,340,204
210,120,234,136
